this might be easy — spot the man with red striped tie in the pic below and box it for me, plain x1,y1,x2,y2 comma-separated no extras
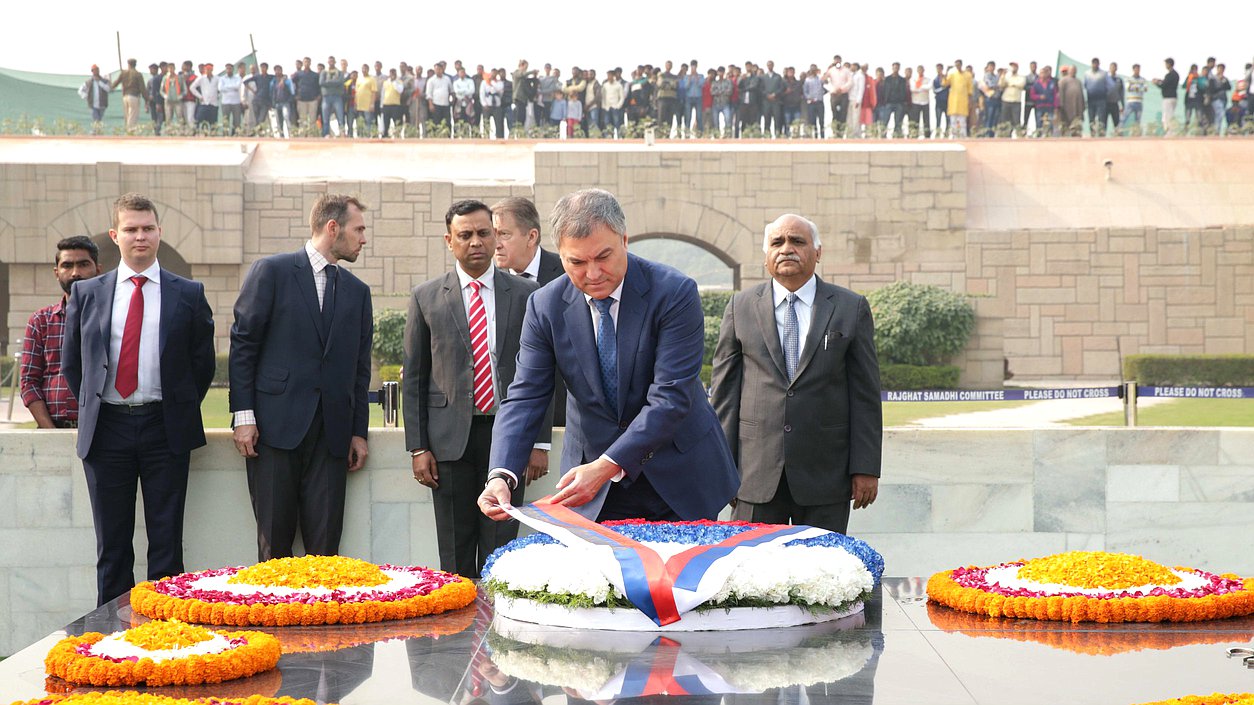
63,193,216,606
403,199,550,578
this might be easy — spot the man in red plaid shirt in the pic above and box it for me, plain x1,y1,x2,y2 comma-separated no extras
21,236,102,428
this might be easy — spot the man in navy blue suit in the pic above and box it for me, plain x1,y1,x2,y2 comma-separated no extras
229,194,373,560
63,193,216,606
479,188,738,522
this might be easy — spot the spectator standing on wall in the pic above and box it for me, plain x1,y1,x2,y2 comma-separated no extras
219,62,243,136
1121,64,1148,132
189,64,220,130
147,63,165,135
1105,62,1124,134
112,58,146,131
80,65,111,125
999,63,1026,134
320,59,346,137
1084,58,1109,135
880,63,909,138
909,65,931,138
1154,58,1180,134
1028,65,1058,136
932,63,949,137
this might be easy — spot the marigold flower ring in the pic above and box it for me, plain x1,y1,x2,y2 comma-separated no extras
1132,695,1254,705
44,619,279,687
11,693,326,705
130,555,476,626
927,551,1254,623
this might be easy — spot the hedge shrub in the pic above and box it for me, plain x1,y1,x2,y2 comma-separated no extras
867,282,975,366
212,352,230,387
378,364,403,382
700,290,734,319
879,363,961,391
373,309,407,366
1123,354,1254,386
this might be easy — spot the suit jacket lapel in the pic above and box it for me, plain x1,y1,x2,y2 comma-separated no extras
614,258,649,418
754,284,789,382
292,251,326,344
794,280,837,382
563,284,607,410
158,269,178,356
442,271,472,355
96,270,118,358
492,270,513,351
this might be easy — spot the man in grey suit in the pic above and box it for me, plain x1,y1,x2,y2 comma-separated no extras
404,200,549,578
491,196,567,427
710,214,882,534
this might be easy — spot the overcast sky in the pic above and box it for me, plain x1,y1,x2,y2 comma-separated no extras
6,3,1252,79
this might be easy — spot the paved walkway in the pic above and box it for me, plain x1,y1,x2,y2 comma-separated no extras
913,394,1171,428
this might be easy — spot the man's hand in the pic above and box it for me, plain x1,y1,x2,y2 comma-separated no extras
412,451,439,489
525,449,549,485
478,478,513,521
852,474,879,510
550,457,620,508
233,424,259,458
347,436,369,472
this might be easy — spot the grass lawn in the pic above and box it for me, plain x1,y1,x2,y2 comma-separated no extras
201,388,387,429
1065,398,1254,427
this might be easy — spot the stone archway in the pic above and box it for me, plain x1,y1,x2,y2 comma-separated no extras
619,198,758,290
44,197,205,272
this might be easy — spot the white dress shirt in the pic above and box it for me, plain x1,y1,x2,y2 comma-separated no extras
513,247,542,280
772,275,817,356
103,261,163,404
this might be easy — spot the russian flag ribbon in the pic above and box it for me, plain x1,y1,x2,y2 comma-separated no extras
505,500,830,626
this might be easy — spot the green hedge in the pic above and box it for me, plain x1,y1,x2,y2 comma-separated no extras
1123,354,1254,386
374,309,406,366
879,363,961,391
213,352,230,387
700,290,734,319
867,282,975,366
379,364,402,382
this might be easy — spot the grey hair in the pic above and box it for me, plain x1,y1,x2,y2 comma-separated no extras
549,189,626,248
762,214,822,252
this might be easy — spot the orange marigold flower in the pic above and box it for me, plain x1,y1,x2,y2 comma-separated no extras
12,693,328,705
229,556,388,589
1018,552,1181,589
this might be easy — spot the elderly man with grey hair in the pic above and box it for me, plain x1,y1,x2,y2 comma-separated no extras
709,214,882,534
479,188,739,522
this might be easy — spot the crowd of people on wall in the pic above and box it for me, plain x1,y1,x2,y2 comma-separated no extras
80,54,1254,139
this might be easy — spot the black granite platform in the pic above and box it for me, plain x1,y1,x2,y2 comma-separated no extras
2,579,1252,704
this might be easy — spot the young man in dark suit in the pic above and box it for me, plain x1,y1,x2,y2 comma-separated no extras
229,194,373,560
63,193,216,605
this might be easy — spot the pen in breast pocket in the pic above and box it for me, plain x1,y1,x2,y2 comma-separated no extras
824,332,829,350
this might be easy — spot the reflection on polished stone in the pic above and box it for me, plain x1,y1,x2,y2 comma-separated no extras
6,582,1254,704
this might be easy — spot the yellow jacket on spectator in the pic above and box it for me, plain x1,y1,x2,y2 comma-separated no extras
944,69,972,116
355,76,378,112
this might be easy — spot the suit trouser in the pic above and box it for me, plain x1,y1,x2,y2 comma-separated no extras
432,415,522,579
730,470,852,534
82,402,189,606
246,404,347,561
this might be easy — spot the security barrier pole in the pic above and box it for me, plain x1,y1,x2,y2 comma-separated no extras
381,381,399,428
1124,381,1138,427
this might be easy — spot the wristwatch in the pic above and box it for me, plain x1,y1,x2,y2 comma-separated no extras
410,449,428,458
486,469,517,491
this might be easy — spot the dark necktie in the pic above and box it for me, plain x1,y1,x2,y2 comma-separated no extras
783,293,800,381
115,275,147,398
322,264,338,334
519,271,533,279
594,297,618,411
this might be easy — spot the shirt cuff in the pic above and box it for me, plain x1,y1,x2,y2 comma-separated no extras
232,410,257,427
599,454,626,482
489,468,519,489
532,443,552,451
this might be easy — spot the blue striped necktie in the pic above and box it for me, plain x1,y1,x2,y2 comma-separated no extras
594,297,618,411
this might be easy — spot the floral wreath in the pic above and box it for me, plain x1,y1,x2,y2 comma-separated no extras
482,519,884,618
13,694,324,705
1132,695,1254,705
44,620,280,687
924,602,1254,656
130,555,476,626
927,551,1254,623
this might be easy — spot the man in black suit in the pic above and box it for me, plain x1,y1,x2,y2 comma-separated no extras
405,200,548,578
491,196,566,427
63,193,216,605
710,214,882,534
229,194,374,560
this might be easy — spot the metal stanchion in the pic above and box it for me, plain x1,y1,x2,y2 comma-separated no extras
1123,381,1138,427
381,381,399,428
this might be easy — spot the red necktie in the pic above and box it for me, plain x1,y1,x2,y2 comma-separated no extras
115,275,147,399
468,281,494,413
